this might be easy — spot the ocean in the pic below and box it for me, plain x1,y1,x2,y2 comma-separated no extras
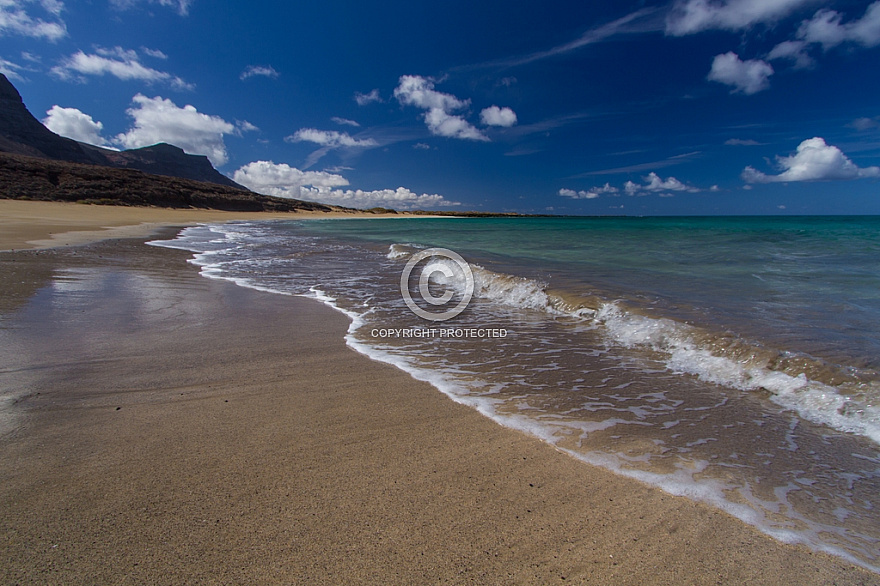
152,215,880,571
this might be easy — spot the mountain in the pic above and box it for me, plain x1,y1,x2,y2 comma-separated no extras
0,74,108,165
0,151,335,212
0,74,341,212
0,74,242,189
95,143,243,188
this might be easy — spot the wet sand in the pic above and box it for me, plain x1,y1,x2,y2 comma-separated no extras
0,227,877,583
0,199,402,251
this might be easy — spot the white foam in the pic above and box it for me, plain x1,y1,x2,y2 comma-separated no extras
149,221,880,573
386,243,425,259
594,303,880,446
428,258,880,448
471,265,559,313
156,226,880,448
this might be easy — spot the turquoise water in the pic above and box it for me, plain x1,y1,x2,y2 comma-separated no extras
300,216,880,371
154,215,880,571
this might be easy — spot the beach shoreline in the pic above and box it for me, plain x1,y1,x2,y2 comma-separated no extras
0,199,418,252
0,210,878,583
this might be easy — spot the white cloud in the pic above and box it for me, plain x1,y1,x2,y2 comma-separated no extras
354,89,382,106
286,128,377,148
490,8,662,68
233,161,349,197
766,40,814,68
140,47,167,59
394,75,489,141
797,2,880,49
707,52,773,95
235,120,258,133
725,138,763,146
303,187,458,210
480,105,517,127
331,116,360,127
52,46,192,89
558,183,618,199
0,56,24,80
394,75,466,111
110,0,192,16
240,65,278,80
0,0,66,40
114,94,235,166
233,160,458,210
849,117,880,131
643,173,699,192
742,137,880,183
423,108,488,141
562,176,702,199
42,105,108,146
666,0,817,35
767,3,880,70
625,173,701,195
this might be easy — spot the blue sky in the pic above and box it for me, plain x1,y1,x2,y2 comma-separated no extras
2,0,879,214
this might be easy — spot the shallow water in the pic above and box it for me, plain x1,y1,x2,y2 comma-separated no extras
152,216,880,571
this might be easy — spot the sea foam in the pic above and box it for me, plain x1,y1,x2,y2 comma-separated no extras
391,244,880,447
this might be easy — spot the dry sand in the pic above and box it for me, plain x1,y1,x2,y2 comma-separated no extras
0,210,878,584
0,199,402,251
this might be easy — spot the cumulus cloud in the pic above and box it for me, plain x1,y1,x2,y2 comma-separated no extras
42,105,108,146
666,0,816,35
114,94,235,166
306,187,458,210
52,46,192,89
796,2,880,49
233,160,458,210
331,116,360,127
394,75,466,111
423,108,488,141
0,0,66,40
354,89,382,106
233,161,348,196
558,183,618,199
110,0,192,16
768,3,880,69
286,128,377,148
561,176,705,199
480,105,517,127
707,51,773,94
742,137,880,183
394,75,489,141
625,173,702,195
240,65,278,80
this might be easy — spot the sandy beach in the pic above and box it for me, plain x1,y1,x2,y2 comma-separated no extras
0,199,403,251
1,203,878,584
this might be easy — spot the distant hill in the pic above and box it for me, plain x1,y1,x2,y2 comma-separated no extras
0,74,343,212
0,151,337,212
0,74,246,189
